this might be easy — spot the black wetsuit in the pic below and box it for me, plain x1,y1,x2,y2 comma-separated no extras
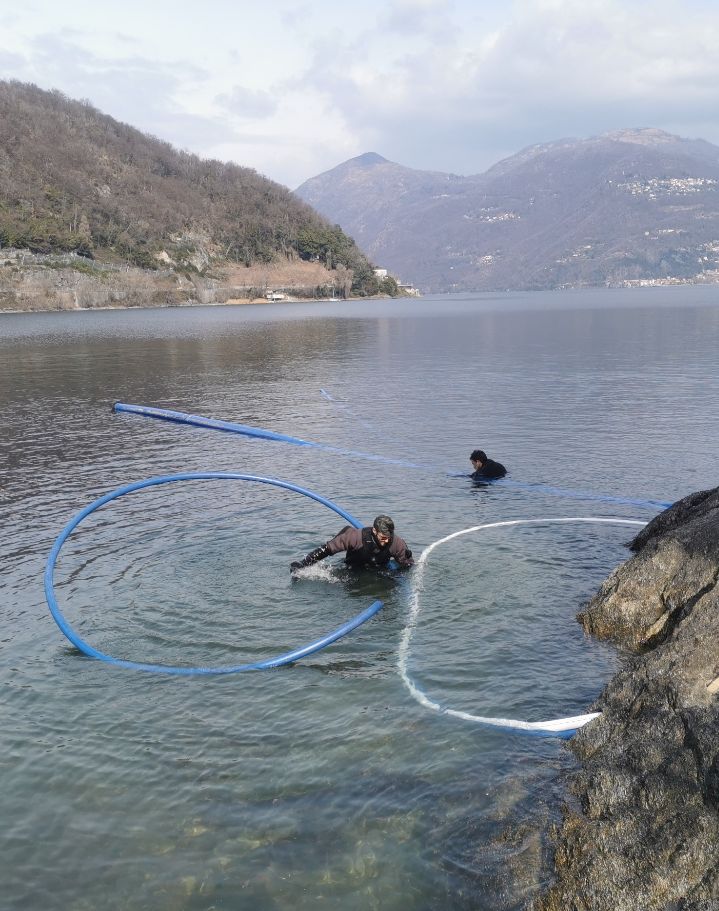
327,526,413,569
294,526,413,570
471,458,507,481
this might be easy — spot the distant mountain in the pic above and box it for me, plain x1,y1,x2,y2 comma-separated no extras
295,130,719,292
0,80,379,296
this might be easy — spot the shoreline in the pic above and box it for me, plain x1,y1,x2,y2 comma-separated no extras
0,247,403,313
0,293,406,316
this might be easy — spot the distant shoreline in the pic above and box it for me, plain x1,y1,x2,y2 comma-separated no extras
0,247,411,313
0,293,405,316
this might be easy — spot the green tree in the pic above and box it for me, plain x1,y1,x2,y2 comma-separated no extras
379,275,399,296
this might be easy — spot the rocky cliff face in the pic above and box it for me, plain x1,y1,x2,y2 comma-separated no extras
534,488,719,910
0,251,342,311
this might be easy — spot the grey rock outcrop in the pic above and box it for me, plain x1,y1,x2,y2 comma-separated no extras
0,250,342,311
534,487,719,911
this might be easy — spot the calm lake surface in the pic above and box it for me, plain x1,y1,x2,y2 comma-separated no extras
2,286,718,910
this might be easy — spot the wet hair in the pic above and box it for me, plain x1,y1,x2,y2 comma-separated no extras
373,515,395,536
470,450,487,464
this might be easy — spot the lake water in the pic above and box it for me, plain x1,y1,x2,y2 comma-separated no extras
2,286,718,910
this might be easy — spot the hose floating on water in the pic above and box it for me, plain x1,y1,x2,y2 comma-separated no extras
113,402,426,470
399,517,647,737
44,472,383,675
113,402,672,511
51,409,663,736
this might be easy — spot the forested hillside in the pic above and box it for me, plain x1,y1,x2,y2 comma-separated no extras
0,80,380,295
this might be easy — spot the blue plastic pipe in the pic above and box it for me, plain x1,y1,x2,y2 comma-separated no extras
114,403,426,469
114,403,672,511
44,472,383,675
492,478,671,510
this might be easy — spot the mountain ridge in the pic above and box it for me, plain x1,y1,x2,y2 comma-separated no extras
296,129,719,292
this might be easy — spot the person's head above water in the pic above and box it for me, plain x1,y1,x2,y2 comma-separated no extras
372,514,394,545
470,449,487,467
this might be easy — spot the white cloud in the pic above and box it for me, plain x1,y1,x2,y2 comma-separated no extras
381,0,454,37
283,0,719,176
0,0,718,185
216,86,278,119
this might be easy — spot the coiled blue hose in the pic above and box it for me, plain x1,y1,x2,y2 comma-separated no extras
50,408,671,735
44,472,383,675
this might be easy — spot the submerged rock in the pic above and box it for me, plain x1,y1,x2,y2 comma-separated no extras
533,487,719,911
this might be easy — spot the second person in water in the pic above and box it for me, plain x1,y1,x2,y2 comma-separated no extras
470,449,507,481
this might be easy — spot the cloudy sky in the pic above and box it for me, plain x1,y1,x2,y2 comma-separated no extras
1,0,718,189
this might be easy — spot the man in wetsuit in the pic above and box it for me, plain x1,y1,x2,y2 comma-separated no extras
290,514,413,573
470,449,507,481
